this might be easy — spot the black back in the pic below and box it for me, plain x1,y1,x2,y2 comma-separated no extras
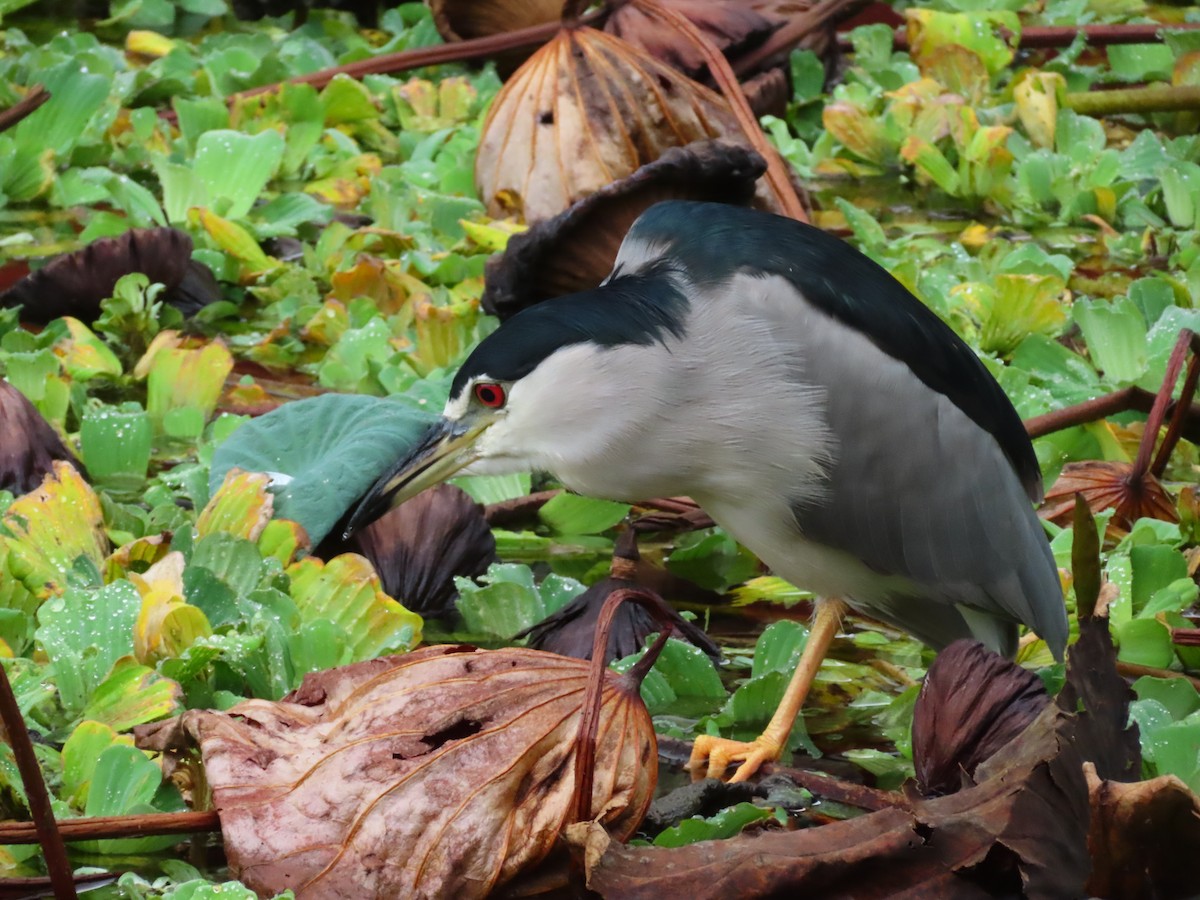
623,201,1042,498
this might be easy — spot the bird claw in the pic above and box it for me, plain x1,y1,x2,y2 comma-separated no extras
687,733,783,783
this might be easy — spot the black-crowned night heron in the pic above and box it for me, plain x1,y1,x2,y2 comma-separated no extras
346,200,1069,782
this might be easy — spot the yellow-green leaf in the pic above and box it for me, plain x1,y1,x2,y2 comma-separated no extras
286,554,423,660
0,461,108,600
197,469,274,542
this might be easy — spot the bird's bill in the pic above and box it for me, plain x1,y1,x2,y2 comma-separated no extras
343,416,488,538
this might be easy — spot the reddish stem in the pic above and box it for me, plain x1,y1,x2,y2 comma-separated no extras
640,0,808,222
0,810,221,845
572,588,678,827
0,85,49,135
733,0,868,76
1150,332,1200,478
0,664,76,899
226,11,603,106
836,22,1200,53
1133,329,1193,479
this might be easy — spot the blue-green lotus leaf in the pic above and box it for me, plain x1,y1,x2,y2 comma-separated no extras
209,395,437,547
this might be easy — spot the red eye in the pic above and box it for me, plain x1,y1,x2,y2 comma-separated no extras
474,382,506,408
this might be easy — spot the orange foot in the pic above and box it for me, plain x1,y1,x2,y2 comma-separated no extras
687,733,783,783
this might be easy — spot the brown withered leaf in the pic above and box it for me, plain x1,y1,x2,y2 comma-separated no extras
316,484,497,618
1055,604,1140,783
740,66,791,118
912,640,1049,797
0,379,77,495
475,27,750,223
482,141,765,317
0,228,220,324
519,529,720,662
571,641,1107,897
605,0,777,79
137,645,656,899
519,575,720,663
429,0,567,42
1040,459,1179,535
1085,765,1200,900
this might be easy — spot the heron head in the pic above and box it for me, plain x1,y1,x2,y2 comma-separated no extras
342,269,688,538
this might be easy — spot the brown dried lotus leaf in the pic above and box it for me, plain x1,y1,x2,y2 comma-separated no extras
1085,765,1200,899
0,380,76,495
316,483,497,618
429,0,567,42
145,646,656,899
482,141,765,317
604,0,777,78
0,228,220,324
475,27,744,222
518,575,721,663
912,640,1048,797
1040,460,1179,535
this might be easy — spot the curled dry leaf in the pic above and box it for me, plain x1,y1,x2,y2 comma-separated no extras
1040,459,1179,536
429,0,567,42
317,483,497,618
475,27,747,223
519,533,720,662
482,141,765,317
0,228,220,324
568,626,1148,897
1085,764,1200,900
0,379,76,495
605,0,777,79
911,639,1049,797
136,645,656,899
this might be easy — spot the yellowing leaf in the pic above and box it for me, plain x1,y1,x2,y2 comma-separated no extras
257,518,309,567
82,656,184,731
286,554,423,659
905,9,1020,77
823,101,893,165
0,461,108,600
145,340,234,439
919,43,989,105
57,318,123,381
131,552,211,664
1014,71,1062,150
197,469,274,542
104,534,171,584
132,329,183,380
125,30,176,58
459,218,526,253
190,208,278,278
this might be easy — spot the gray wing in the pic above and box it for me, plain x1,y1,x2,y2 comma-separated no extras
772,294,1068,659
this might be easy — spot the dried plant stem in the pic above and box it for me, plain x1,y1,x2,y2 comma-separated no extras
1024,386,1200,445
1116,661,1200,691
572,588,678,826
229,11,603,105
733,0,868,76
1150,342,1200,478
484,489,561,526
1171,628,1200,647
0,810,221,845
1067,85,1200,117
838,22,1200,52
0,664,76,899
1132,331,1192,477
0,84,49,135
760,764,903,812
639,0,808,223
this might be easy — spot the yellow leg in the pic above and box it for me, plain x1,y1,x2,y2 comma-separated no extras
688,598,849,783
